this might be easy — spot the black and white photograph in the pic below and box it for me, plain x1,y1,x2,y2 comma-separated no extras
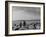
5,1,45,36
12,7,41,30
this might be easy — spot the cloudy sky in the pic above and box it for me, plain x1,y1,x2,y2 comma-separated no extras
12,6,40,21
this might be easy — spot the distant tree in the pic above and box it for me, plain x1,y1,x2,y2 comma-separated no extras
19,22,22,28
14,24,16,26
34,23,36,29
23,20,26,26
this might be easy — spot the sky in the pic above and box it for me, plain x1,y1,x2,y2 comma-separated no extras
12,6,40,21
